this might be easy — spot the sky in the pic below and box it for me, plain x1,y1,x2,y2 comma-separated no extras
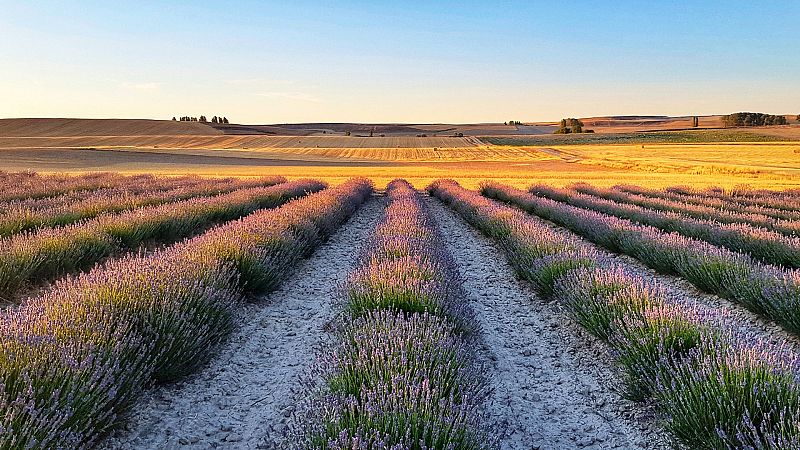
1,1,798,124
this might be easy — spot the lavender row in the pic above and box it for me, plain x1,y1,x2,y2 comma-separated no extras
1,175,284,214
0,173,247,214
640,184,800,214
528,184,800,269
0,171,161,203
0,175,286,237
0,178,373,449
614,184,800,222
684,185,800,201
429,179,800,449
291,180,494,449
0,179,324,302
482,183,800,337
572,183,800,236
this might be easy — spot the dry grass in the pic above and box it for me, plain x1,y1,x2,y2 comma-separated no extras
2,146,797,191
560,143,800,178
0,135,481,152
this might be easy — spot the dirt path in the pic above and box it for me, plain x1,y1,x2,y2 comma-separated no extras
427,196,667,450
100,197,384,450
536,147,581,162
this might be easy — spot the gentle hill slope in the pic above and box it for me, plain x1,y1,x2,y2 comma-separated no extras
0,118,221,137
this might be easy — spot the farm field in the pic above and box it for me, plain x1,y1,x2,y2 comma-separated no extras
2,118,800,191
1,143,800,191
4,170,800,449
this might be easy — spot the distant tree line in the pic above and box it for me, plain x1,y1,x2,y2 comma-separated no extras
722,112,787,127
505,120,522,125
172,116,229,124
554,118,593,134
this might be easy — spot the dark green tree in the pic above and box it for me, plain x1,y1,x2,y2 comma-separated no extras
723,112,787,127
568,118,583,133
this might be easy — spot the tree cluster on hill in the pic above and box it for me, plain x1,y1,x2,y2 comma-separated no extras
722,112,787,127
173,116,229,123
554,118,593,134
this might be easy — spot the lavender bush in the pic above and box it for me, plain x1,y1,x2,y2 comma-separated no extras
609,302,711,401
553,266,663,342
0,171,137,203
613,184,800,222
644,184,800,215
654,336,800,449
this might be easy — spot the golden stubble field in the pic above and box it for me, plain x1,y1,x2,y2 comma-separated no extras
0,123,798,190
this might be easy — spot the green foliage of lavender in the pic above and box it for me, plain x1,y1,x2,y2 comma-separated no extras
654,337,800,449
554,267,663,342
608,302,708,401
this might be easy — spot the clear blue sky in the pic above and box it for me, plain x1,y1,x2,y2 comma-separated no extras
1,1,797,123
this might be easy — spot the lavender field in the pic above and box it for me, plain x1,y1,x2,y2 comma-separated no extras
3,171,800,449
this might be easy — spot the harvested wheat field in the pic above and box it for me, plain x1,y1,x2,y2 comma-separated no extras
2,119,800,191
